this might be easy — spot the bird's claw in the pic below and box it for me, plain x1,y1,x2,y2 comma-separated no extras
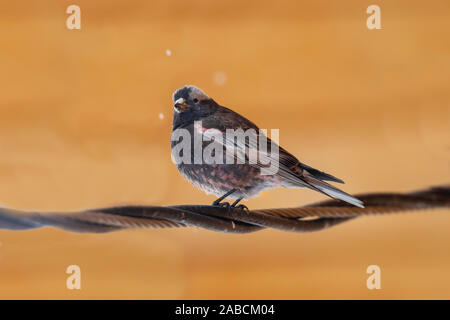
212,201,231,209
212,200,249,212
219,202,230,209
234,204,249,211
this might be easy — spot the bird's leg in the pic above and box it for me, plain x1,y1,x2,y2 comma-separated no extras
231,198,242,207
212,189,237,208
230,198,249,211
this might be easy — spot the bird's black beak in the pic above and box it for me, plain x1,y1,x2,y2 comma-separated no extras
174,98,189,113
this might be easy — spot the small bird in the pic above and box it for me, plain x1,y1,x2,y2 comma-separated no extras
171,85,364,209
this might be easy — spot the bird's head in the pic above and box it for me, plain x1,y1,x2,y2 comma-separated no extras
172,85,217,128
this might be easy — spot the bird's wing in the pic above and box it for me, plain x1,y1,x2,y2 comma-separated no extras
200,109,364,207
201,107,260,132
202,108,341,181
200,109,337,184
278,146,344,183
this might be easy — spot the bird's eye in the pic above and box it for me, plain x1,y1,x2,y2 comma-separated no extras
193,98,199,103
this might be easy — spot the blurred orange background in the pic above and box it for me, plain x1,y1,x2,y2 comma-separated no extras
0,0,449,299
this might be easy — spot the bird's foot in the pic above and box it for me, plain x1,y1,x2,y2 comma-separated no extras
232,204,249,211
212,189,237,209
212,200,231,209
218,202,231,209
229,198,249,212
212,201,248,211
212,191,249,212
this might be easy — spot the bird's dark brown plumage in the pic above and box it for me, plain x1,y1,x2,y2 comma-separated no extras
171,85,364,208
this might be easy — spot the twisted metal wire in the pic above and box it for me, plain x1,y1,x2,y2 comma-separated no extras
0,185,448,234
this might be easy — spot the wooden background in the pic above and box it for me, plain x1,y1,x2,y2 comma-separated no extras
0,0,449,299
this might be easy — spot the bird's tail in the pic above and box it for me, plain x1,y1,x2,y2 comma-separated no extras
302,174,365,208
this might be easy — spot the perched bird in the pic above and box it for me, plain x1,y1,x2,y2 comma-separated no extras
171,85,364,209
